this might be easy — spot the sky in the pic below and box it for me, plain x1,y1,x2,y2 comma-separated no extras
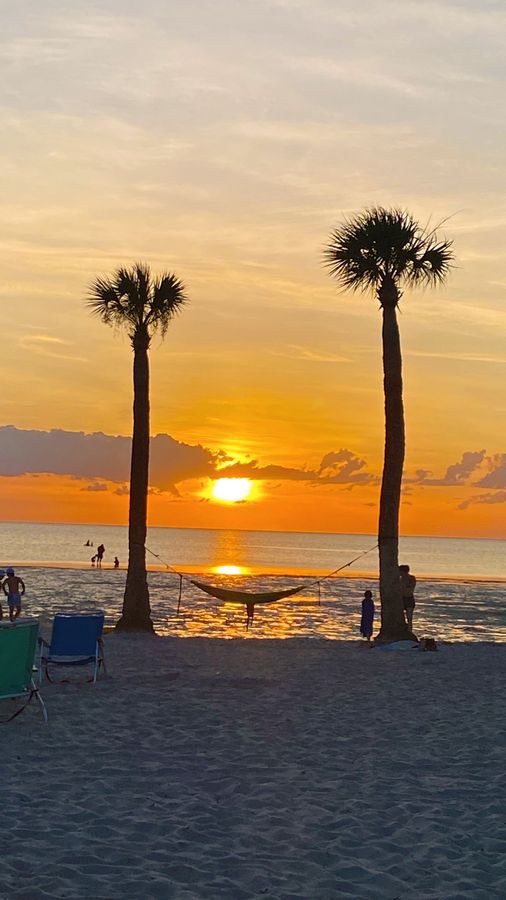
0,0,505,538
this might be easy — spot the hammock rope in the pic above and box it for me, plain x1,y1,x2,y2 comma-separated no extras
143,542,378,621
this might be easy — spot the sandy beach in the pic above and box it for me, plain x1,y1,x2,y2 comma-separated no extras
3,634,506,899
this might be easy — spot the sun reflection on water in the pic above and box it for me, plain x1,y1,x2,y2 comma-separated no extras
212,565,249,576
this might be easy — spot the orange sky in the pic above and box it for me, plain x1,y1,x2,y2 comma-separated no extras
0,1,505,538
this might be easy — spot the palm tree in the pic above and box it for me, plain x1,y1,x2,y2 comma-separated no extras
325,208,453,642
88,263,188,632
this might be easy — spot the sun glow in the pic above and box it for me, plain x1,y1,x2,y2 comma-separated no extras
211,478,252,503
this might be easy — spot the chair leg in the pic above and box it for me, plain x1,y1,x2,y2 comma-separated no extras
37,651,43,684
30,681,48,724
35,691,48,724
97,639,107,677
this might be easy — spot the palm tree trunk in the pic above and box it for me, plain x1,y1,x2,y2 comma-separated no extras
116,327,154,633
376,288,414,643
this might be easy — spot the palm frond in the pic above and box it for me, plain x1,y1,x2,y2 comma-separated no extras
113,264,149,329
148,273,188,337
87,262,188,341
133,263,150,309
87,276,128,327
407,237,454,286
325,206,454,297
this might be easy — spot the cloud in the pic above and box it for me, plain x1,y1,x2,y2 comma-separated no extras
411,450,486,486
458,491,506,510
2,427,504,519
439,450,487,485
409,450,506,510
19,334,88,363
319,449,358,473
0,426,377,490
317,449,377,485
113,484,129,496
2,428,503,503
0,426,222,495
406,350,506,365
218,460,315,482
410,450,506,505
475,454,506,489
218,448,378,486
274,344,350,363
80,481,108,492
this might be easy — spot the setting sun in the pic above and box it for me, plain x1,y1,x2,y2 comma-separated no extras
212,478,252,503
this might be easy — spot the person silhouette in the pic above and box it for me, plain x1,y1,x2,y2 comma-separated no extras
96,544,105,567
3,567,25,622
114,557,119,569
360,589,375,642
399,564,417,632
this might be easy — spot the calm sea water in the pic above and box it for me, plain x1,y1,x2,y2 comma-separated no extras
1,523,504,642
0,521,505,579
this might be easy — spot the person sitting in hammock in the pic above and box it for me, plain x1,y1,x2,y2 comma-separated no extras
360,590,375,642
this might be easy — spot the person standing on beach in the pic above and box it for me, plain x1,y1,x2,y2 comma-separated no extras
2,567,25,622
96,544,105,567
360,590,375,642
114,557,119,569
0,568,5,619
399,564,416,632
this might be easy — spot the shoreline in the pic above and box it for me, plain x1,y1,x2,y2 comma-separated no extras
3,559,506,585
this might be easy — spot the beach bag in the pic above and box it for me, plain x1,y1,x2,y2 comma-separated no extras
419,638,438,652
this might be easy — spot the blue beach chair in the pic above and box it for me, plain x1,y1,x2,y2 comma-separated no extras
0,620,48,723
38,612,106,684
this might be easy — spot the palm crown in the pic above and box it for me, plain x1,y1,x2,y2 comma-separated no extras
88,262,187,343
325,207,453,302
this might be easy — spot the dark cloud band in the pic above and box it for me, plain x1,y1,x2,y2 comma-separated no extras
0,426,376,491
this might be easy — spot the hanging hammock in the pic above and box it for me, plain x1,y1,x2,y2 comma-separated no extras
190,580,308,628
190,581,305,605
145,543,378,627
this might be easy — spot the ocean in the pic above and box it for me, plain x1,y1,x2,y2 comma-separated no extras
1,521,505,579
1,522,505,642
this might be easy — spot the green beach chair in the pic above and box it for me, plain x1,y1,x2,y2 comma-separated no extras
0,619,48,723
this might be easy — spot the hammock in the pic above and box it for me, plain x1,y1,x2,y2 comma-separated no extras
145,542,378,627
190,581,304,606
190,580,307,627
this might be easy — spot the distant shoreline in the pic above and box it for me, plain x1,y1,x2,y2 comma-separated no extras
0,521,505,542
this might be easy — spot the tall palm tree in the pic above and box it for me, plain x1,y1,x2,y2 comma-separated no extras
88,263,188,632
325,208,453,642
